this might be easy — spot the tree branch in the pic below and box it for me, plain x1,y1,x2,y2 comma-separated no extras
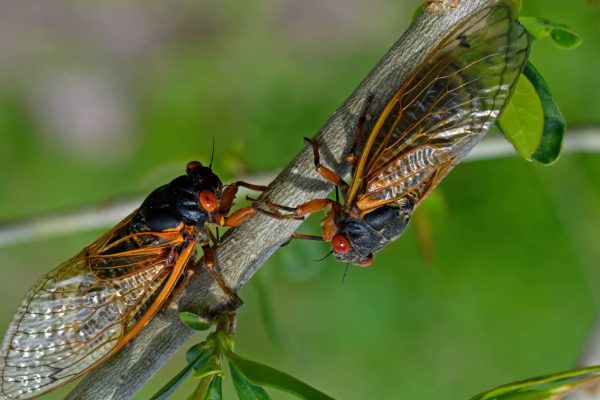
60,1,504,398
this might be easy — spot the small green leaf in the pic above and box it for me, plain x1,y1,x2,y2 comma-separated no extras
226,351,335,400
151,346,213,400
180,311,212,331
550,26,583,49
229,361,272,400
498,74,544,161
472,365,600,400
193,355,222,379
412,5,424,21
524,62,565,164
520,17,583,49
203,375,223,400
187,341,214,364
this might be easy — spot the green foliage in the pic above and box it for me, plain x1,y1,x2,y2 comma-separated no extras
525,62,566,164
226,350,335,400
498,73,544,160
152,344,213,400
202,376,223,400
472,365,600,399
155,316,335,400
498,62,566,164
230,362,272,400
520,17,583,49
179,311,213,331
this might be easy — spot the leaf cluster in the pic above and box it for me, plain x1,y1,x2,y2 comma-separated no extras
152,313,335,400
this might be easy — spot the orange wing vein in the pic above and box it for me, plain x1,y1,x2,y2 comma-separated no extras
346,4,530,213
0,212,196,399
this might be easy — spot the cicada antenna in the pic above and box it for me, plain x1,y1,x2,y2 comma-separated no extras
341,263,350,284
209,137,215,168
314,250,333,262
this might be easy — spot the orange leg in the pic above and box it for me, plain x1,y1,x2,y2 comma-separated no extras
254,198,334,220
346,95,374,166
291,232,324,241
201,242,242,306
220,206,260,227
304,138,349,192
219,181,267,215
280,232,325,247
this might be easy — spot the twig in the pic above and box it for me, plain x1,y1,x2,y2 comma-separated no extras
4,1,522,398
1,130,598,248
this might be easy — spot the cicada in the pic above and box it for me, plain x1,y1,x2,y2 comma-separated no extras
0,161,264,399
258,4,531,266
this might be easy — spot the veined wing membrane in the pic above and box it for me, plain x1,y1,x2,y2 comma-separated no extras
351,4,529,210
0,214,195,399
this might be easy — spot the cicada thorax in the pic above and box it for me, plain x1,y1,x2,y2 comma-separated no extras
132,163,223,234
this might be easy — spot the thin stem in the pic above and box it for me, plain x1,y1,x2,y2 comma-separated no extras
1,130,598,248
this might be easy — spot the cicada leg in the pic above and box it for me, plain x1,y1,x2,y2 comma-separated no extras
281,232,325,247
219,181,267,215
253,198,335,220
201,242,243,309
346,94,374,167
304,137,349,193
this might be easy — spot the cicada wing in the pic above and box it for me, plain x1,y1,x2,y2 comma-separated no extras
0,214,194,399
350,3,530,211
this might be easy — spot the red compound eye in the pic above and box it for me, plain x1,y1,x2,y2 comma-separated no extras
359,257,373,268
199,190,218,212
332,234,351,255
186,160,202,173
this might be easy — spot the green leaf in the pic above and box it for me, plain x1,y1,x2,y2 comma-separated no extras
226,351,335,400
180,311,212,331
520,17,583,49
229,361,272,400
471,365,600,400
497,74,544,161
203,375,223,400
524,62,565,164
151,345,213,400
193,355,222,379
187,341,214,364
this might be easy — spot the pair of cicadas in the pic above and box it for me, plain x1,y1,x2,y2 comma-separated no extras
0,3,530,399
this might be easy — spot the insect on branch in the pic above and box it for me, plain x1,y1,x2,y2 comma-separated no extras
66,1,511,398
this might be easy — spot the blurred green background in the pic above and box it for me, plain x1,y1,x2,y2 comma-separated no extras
1,1,600,399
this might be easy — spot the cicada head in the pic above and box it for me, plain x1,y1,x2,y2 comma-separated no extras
330,204,413,267
186,161,223,193
185,160,223,216
330,214,381,267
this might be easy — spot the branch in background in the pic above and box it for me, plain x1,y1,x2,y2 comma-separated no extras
0,1,568,398
1,130,599,248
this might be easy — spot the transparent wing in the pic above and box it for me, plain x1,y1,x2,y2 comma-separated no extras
0,213,194,399
349,4,530,212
